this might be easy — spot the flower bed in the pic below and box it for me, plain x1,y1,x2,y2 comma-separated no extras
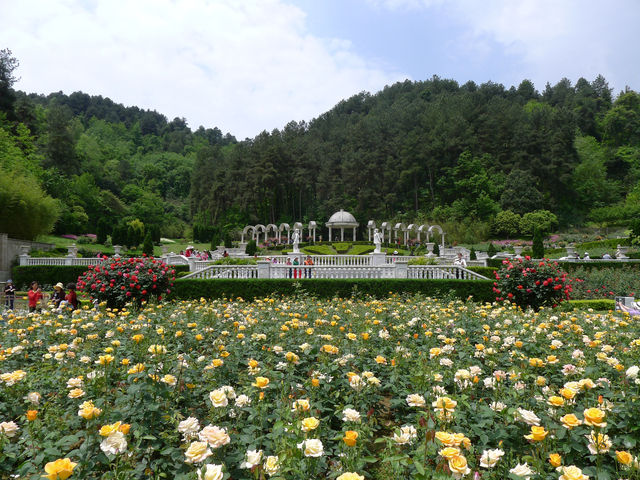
1,297,639,479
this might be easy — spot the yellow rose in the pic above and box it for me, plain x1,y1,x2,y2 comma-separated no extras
558,465,589,480
559,388,577,400
548,396,565,407
253,377,269,389
301,417,320,432
336,473,365,480
184,441,212,464
549,453,562,467
375,355,387,364
99,421,122,437
524,425,548,441
26,410,38,421
435,431,454,446
439,447,461,459
583,407,606,427
616,450,634,466
343,430,358,447
43,458,77,480
560,413,582,429
448,455,470,475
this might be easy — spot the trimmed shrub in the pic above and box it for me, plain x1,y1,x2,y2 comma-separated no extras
487,242,497,257
565,299,616,311
12,265,89,290
467,266,497,278
142,231,154,257
245,239,258,256
532,228,544,258
493,257,571,309
171,278,494,302
469,246,477,260
77,257,175,308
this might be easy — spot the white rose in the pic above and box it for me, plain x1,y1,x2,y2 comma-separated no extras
185,441,213,464
479,449,504,468
298,439,323,457
198,425,230,449
209,389,228,408
235,394,251,407
626,365,639,379
393,425,417,445
263,455,280,476
25,392,41,405
240,449,263,468
342,408,361,422
510,463,535,479
406,394,426,407
516,408,540,426
100,431,127,455
0,421,19,438
178,417,200,440
197,464,224,480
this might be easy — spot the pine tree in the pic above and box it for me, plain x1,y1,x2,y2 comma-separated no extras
142,231,154,256
532,228,545,258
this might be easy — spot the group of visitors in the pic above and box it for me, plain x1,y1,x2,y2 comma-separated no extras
182,247,210,260
285,256,314,278
2,280,78,313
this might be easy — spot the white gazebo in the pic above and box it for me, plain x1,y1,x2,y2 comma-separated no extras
326,209,359,242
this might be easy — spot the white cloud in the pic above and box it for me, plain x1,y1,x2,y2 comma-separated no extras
0,0,407,138
365,0,640,93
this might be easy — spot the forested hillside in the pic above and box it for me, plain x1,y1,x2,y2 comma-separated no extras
1,48,639,244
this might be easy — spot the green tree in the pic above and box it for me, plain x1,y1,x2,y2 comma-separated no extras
0,167,59,240
520,210,558,236
142,231,154,256
532,228,545,258
127,219,145,248
572,136,618,210
245,239,257,256
0,48,19,120
96,218,110,244
492,210,521,238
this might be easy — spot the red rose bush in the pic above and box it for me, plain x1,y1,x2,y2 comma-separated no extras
77,256,175,308
493,257,572,310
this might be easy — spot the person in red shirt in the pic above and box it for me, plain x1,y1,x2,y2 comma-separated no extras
27,281,44,312
64,283,78,310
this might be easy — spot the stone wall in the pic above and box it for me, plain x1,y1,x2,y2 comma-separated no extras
0,233,55,282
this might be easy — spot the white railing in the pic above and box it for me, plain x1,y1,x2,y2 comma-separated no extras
408,265,488,280
258,255,371,266
270,265,396,279
385,256,413,264
183,265,259,279
21,257,103,266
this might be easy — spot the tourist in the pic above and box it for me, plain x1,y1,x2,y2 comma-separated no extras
51,282,66,308
4,279,16,310
602,252,612,259
286,258,292,278
583,252,590,260
454,252,467,278
64,283,78,310
293,257,301,278
304,255,314,278
223,250,229,258
27,281,44,313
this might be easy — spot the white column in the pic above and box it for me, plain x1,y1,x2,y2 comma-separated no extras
353,227,356,241
341,228,344,242
328,227,332,241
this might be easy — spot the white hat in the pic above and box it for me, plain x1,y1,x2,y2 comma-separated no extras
55,282,64,289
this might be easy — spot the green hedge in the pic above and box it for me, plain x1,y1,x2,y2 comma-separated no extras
566,299,616,311
172,278,494,302
12,264,189,289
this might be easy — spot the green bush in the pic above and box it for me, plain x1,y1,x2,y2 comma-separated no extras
492,210,521,237
246,239,258,256
12,265,89,290
142,231,154,256
564,299,616,311
172,278,494,302
487,242,497,257
303,245,335,255
213,258,257,265
332,243,351,254
349,244,375,255
532,228,544,258
520,210,558,236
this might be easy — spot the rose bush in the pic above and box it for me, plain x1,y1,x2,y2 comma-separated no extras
76,256,174,308
493,256,571,309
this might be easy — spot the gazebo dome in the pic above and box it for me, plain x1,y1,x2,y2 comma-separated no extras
326,209,358,226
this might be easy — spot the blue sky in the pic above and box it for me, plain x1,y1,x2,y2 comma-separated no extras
1,0,638,138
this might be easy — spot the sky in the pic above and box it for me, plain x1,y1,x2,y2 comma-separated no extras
1,0,639,139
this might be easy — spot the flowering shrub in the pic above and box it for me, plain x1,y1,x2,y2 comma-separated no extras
494,257,571,309
76,256,174,308
1,296,638,479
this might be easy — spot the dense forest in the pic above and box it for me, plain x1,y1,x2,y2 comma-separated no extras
1,48,639,244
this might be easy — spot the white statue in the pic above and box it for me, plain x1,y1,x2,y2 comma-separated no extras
292,228,301,253
373,228,383,253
